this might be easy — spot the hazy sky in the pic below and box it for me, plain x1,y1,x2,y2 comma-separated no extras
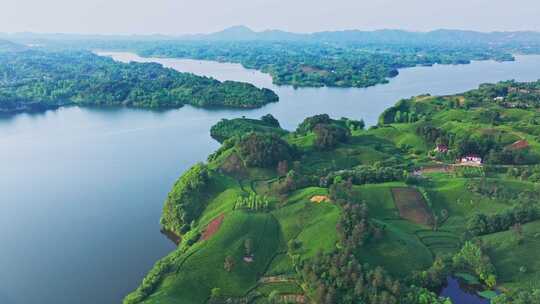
4,0,540,34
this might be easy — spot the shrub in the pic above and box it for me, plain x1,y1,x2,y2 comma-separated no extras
466,205,539,236
296,114,332,134
237,132,294,168
160,163,212,235
452,241,497,288
313,123,350,150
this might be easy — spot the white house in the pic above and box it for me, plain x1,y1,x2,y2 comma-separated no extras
460,155,482,165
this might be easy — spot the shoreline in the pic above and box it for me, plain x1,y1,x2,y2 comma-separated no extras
160,228,181,245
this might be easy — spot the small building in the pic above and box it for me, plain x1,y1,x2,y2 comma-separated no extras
434,144,449,153
243,255,254,263
459,155,482,165
493,96,505,101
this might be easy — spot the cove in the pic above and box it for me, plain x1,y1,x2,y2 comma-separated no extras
1,53,540,304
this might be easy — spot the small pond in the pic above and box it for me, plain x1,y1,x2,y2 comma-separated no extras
440,276,492,303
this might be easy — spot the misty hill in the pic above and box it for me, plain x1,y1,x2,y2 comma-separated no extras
0,39,27,52
4,26,540,47
179,26,540,47
181,25,303,41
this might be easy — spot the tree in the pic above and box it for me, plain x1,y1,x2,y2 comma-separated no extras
209,288,222,303
237,132,293,167
313,123,350,150
268,290,280,304
224,256,235,272
277,160,289,176
244,238,253,256
452,241,496,287
395,111,402,123
512,223,524,245
261,114,280,127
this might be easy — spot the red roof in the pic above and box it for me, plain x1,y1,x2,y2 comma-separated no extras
435,144,448,152
509,140,529,150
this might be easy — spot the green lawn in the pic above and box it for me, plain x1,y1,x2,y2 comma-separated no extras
481,220,540,291
144,211,281,304
272,187,340,259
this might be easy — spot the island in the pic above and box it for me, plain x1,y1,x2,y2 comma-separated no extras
0,44,278,114
6,28,538,90
136,40,513,89
125,80,540,304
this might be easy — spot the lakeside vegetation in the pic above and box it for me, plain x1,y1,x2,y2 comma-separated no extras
210,114,287,143
135,40,514,89
9,28,539,90
0,47,278,113
126,80,540,303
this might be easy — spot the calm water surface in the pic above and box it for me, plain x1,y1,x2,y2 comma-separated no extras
440,277,490,304
2,53,540,304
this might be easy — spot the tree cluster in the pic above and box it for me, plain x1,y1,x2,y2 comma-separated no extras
492,288,540,304
237,132,294,168
467,179,540,202
0,50,278,113
210,114,286,143
452,241,497,288
233,193,270,211
324,165,404,187
466,205,539,236
160,163,212,235
313,123,350,150
301,250,402,304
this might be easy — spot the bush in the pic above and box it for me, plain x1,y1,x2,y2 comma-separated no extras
160,163,212,235
296,114,332,134
325,165,405,186
466,205,539,236
313,123,350,150
237,132,294,168
452,241,497,288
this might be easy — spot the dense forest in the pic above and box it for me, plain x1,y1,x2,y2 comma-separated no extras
0,48,278,113
134,40,513,88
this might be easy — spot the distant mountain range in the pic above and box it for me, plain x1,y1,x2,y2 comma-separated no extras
181,26,540,46
2,26,540,46
0,39,27,52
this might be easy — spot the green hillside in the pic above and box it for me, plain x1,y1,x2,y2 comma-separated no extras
126,80,540,304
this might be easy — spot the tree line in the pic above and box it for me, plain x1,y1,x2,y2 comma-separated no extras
0,49,278,113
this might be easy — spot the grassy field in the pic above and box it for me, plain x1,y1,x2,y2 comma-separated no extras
272,187,340,259
143,212,281,304
358,218,434,276
481,220,540,291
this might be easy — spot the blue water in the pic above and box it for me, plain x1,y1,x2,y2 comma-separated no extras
440,277,490,304
1,53,540,304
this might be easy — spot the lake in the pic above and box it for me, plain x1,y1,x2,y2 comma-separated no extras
2,53,540,304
